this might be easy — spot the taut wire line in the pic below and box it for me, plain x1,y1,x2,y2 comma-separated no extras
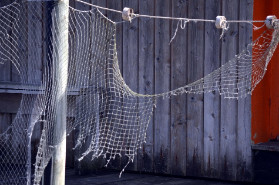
75,0,268,24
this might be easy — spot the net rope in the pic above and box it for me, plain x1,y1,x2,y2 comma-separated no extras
0,1,278,184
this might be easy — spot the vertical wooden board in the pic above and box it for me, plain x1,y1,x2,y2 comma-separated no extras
107,0,123,74
27,3,43,155
0,93,21,114
154,0,171,174
11,0,21,83
186,0,205,177
268,0,279,142
203,0,221,178
42,1,52,89
66,118,75,168
74,0,93,86
122,0,139,171
28,2,43,84
220,0,239,180
138,0,155,173
73,0,101,173
11,113,22,158
67,0,78,87
236,0,253,181
106,0,123,170
75,0,91,10
0,58,11,81
91,0,106,12
16,2,28,84
170,0,187,176
0,113,11,134
0,0,12,82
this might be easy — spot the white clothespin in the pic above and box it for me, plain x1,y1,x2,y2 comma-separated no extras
215,16,227,29
265,15,277,29
122,7,134,22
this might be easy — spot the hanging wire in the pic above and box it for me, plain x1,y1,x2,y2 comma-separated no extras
75,0,268,24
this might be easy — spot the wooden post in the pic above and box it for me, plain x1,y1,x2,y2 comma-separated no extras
51,0,69,185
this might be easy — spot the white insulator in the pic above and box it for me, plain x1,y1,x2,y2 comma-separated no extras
122,7,134,22
265,15,277,29
215,16,227,29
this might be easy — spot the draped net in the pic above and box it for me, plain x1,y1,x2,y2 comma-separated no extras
0,1,278,184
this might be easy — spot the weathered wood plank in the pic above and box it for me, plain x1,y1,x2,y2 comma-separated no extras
220,0,239,180
67,96,76,118
0,0,256,181
186,0,205,177
122,0,139,171
170,0,188,176
107,0,123,74
105,0,123,170
138,0,155,173
0,93,21,113
27,2,43,85
0,0,12,82
154,0,171,174
0,113,11,134
66,118,75,168
25,4,44,167
73,0,103,174
11,1,22,83
236,0,253,181
203,0,221,178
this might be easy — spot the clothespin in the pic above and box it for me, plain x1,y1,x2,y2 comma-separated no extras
122,7,134,22
215,16,227,29
265,15,277,29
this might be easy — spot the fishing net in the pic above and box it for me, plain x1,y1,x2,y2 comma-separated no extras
0,0,278,184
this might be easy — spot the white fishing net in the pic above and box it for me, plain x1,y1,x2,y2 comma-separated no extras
0,1,278,184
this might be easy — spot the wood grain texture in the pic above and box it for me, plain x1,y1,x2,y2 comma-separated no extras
27,2,43,84
0,0,255,182
153,0,171,174
106,0,123,170
0,0,12,82
122,0,139,171
107,0,123,74
138,0,155,173
73,0,106,174
220,0,238,180
170,0,188,176
203,0,221,178
0,113,11,134
0,93,21,113
186,0,205,177
237,0,253,181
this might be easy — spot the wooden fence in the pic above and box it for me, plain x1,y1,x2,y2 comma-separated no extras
0,0,254,182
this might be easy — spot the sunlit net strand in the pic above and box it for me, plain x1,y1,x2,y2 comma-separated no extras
66,7,155,170
0,1,49,185
0,1,278,185
64,10,279,178
67,12,279,180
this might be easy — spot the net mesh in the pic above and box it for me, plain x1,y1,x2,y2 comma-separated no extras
0,1,278,184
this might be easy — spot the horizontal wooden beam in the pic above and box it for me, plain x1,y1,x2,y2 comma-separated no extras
252,142,279,152
0,93,77,117
0,93,21,114
0,83,79,95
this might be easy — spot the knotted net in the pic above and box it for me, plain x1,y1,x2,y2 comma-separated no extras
0,1,278,184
